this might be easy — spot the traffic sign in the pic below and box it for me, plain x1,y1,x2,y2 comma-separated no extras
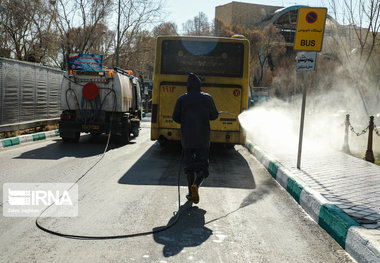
306,12,318,23
296,52,317,71
294,7,327,52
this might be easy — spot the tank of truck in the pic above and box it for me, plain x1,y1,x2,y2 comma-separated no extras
61,70,136,113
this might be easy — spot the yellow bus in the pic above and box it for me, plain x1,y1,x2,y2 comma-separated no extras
151,35,250,146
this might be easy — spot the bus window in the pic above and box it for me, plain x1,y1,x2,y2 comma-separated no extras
161,40,244,77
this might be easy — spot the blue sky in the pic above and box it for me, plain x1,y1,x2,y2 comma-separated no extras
164,0,330,32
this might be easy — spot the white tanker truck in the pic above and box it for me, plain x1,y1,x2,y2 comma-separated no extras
59,68,142,143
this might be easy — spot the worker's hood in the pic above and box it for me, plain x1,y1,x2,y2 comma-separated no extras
187,73,201,93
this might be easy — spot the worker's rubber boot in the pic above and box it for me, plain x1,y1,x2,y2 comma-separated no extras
190,171,205,204
186,172,194,201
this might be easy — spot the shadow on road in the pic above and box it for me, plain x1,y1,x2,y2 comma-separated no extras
13,134,129,160
118,143,256,189
153,201,212,257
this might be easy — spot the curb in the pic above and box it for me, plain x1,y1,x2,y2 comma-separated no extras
246,140,380,263
0,129,59,149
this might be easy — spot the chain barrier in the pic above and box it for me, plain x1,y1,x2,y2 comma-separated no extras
344,115,376,163
349,123,369,136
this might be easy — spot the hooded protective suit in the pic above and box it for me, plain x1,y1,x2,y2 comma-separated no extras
172,73,219,148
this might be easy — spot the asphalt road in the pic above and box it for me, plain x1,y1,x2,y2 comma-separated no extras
0,117,355,262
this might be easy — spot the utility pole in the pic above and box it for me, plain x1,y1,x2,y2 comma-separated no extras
116,0,121,68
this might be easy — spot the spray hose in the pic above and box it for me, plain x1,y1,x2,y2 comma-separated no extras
35,146,184,240
36,84,185,239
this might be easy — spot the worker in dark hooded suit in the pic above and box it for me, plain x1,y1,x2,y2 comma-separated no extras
172,73,219,204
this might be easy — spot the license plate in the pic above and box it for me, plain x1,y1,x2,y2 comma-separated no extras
83,125,100,130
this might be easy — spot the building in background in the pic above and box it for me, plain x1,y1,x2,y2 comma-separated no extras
215,2,282,28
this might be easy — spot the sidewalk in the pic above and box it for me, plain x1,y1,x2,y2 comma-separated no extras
245,138,380,263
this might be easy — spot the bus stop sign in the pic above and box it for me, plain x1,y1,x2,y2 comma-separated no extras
294,7,327,52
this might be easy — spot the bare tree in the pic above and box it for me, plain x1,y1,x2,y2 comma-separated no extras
328,0,380,69
116,0,165,68
0,0,58,63
182,12,212,36
51,0,113,69
152,22,178,37
1,0,165,73
250,25,286,86
125,30,155,78
327,0,380,115
125,22,179,80
214,17,234,37
127,22,179,79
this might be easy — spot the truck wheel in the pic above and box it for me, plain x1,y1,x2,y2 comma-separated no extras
120,120,131,145
138,110,142,120
120,130,130,144
132,126,139,137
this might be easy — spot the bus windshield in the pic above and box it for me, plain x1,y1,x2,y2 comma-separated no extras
161,39,244,77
